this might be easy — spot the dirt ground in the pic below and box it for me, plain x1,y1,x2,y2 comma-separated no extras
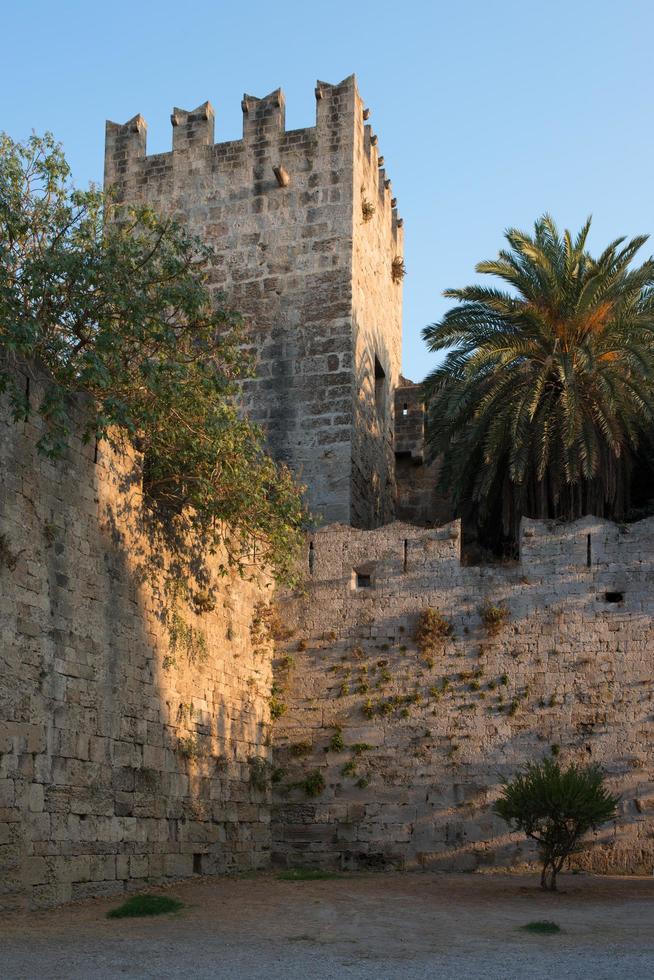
1,872,654,979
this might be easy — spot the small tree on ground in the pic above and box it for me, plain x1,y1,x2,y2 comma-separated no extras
493,758,619,891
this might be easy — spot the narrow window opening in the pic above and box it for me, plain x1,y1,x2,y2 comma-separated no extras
23,374,30,418
604,591,624,604
402,402,408,416
356,572,372,589
586,533,591,568
403,538,408,573
193,853,203,874
93,437,99,464
308,541,315,575
374,355,386,418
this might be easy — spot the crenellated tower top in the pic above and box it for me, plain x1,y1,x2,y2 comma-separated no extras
103,76,404,529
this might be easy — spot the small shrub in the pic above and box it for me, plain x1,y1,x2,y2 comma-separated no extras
269,696,287,720
356,777,370,789
500,673,509,686
329,728,345,753
362,198,376,222
391,255,406,282
362,698,375,719
521,920,561,934
494,758,619,891
108,894,183,918
279,654,296,671
302,769,326,797
177,733,203,759
342,759,357,777
415,608,453,656
479,600,510,635
350,743,372,755
289,741,312,758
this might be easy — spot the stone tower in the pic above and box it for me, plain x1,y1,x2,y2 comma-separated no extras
104,76,403,527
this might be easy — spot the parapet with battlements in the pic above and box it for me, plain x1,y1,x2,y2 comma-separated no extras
103,77,403,530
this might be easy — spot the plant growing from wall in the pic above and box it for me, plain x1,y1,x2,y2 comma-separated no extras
0,132,307,586
329,728,345,752
415,608,454,656
479,601,509,635
177,733,203,759
166,611,208,665
362,198,376,222
391,255,407,283
302,769,326,797
493,758,619,891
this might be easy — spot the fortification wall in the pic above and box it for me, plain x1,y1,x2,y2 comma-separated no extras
0,379,273,911
272,519,654,873
104,76,403,528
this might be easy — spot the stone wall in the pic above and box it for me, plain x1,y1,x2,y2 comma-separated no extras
104,75,403,529
272,518,654,873
0,380,273,911
350,91,403,527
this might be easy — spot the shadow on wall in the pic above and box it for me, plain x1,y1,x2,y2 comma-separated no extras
0,379,274,912
351,314,396,529
269,519,654,874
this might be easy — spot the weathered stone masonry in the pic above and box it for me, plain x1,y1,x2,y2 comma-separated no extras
104,76,403,528
272,519,654,873
0,383,274,911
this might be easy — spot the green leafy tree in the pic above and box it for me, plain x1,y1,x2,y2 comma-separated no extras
423,216,654,543
0,132,306,582
493,758,619,891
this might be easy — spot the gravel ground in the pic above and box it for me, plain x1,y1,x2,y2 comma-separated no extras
2,872,653,980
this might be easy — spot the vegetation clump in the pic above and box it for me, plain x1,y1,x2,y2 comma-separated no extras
302,769,326,798
415,608,454,656
494,758,619,890
277,868,340,881
108,894,183,918
479,601,509,635
328,728,345,752
521,921,561,935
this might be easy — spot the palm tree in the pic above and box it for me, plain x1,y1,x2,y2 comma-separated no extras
422,215,654,543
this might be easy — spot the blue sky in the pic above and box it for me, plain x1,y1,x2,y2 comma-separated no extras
3,0,654,382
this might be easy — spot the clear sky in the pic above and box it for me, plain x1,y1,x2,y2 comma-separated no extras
2,0,654,382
